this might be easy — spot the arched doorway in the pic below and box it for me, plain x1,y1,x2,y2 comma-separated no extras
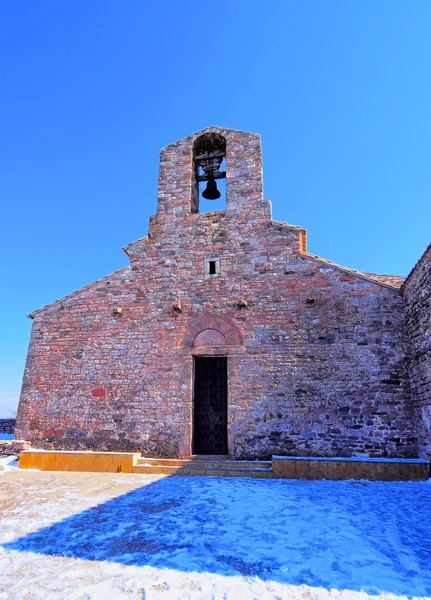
193,356,228,454
180,315,243,456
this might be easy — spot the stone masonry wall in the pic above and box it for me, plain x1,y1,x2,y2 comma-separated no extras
0,419,15,434
0,440,31,457
0,418,29,459
15,127,418,459
403,245,431,459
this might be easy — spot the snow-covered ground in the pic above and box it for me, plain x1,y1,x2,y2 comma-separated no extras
0,460,430,600
0,454,18,472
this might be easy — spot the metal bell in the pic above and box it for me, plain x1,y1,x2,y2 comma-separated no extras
202,177,221,200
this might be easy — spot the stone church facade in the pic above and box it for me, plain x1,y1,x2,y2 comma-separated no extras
15,127,431,460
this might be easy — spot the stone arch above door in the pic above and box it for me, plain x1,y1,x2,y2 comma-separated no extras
180,315,243,348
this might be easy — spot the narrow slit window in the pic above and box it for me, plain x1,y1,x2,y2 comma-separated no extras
205,258,221,278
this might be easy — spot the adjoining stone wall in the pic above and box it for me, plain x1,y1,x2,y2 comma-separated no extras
0,418,15,434
403,245,431,459
0,440,30,457
15,127,418,460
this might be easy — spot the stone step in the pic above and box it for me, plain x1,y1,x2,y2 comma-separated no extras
18,451,429,481
132,464,273,478
135,457,272,470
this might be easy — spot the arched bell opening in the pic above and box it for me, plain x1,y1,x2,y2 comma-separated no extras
191,133,227,214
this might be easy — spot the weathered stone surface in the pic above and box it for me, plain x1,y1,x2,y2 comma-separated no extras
271,456,429,481
0,440,31,456
18,450,137,473
14,127,423,460
0,419,15,434
403,244,431,459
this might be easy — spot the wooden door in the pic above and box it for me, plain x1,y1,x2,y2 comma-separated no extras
193,357,228,455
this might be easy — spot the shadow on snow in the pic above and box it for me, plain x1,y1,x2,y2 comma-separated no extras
3,475,431,597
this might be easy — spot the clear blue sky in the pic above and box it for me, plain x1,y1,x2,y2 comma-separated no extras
1,1,430,416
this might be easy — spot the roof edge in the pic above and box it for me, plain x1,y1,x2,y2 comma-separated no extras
122,236,148,256
28,266,131,319
401,243,431,289
301,252,403,290
271,219,306,232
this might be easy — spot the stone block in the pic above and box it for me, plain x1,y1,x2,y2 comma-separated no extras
272,458,297,480
398,462,413,482
406,462,429,481
93,454,115,472
322,460,348,480
371,462,399,481
73,453,95,472
295,460,313,480
112,454,135,473
41,452,60,471
18,451,39,469
346,461,371,481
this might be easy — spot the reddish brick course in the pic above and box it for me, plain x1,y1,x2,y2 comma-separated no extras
15,127,421,459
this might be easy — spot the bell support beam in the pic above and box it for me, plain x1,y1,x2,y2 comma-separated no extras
197,171,226,182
